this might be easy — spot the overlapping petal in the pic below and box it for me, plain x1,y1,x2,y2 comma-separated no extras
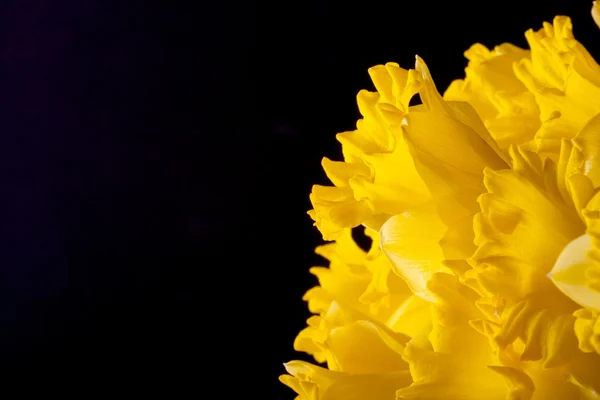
445,43,540,149
308,66,430,240
280,360,412,400
291,228,431,375
514,17,600,158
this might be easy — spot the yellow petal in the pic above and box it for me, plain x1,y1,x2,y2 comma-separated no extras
280,360,412,400
396,274,516,400
315,228,367,266
307,264,369,313
295,299,410,370
439,212,478,260
549,234,600,311
472,145,585,301
308,64,431,240
513,17,600,154
444,43,540,149
573,308,600,354
521,360,596,400
593,1,600,30
359,238,414,319
402,57,508,227
574,113,600,187
351,139,431,216
386,294,432,338
297,228,416,366
556,140,595,216
309,185,373,240
321,157,370,188
301,229,371,315
380,202,449,301
327,320,408,373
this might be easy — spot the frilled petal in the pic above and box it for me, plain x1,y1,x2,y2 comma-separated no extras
308,65,431,240
444,43,540,149
573,308,600,354
308,227,415,319
396,273,522,400
380,202,450,301
327,320,408,373
296,228,418,371
302,229,371,315
295,300,410,370
514,17,600,156
308,185,373,241
280,360,412,400
359,228,415,320
471,144,587,302
386,294,432,338
401,57,509,227
574,113,600,187
521,361,596,399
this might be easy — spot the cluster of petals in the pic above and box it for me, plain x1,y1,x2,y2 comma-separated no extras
282,6,600,400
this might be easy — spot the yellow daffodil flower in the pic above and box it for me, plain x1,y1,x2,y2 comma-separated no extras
283,5,600,399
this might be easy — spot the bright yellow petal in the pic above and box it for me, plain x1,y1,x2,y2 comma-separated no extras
472,145,585,302
280,360,412,400
308,64,432,240
520,360,593,400
386,294,432,338
296,228,418,370
308,185,373,240
573,308,600,354
327,320,408,373
444,43,540,149
574,113,600,187
359,229,414,320
303,229,371,314
467,142,600,389
593,1,600,30
380,202,450,301
402,57,508,227
295,299,410,370
549,234,600,311
396,273,520,400
315,228,367,267
514,17,600,157
321,157,370,188
350,141,431,217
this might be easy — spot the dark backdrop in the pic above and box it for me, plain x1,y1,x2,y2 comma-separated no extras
0,0,255,390
0,0,595,395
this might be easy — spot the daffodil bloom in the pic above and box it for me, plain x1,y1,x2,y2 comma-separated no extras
282,6,600,399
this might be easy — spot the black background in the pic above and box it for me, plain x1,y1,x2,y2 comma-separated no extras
0,0,595,395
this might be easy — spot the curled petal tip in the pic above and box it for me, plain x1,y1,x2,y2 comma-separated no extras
593,1,600,29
